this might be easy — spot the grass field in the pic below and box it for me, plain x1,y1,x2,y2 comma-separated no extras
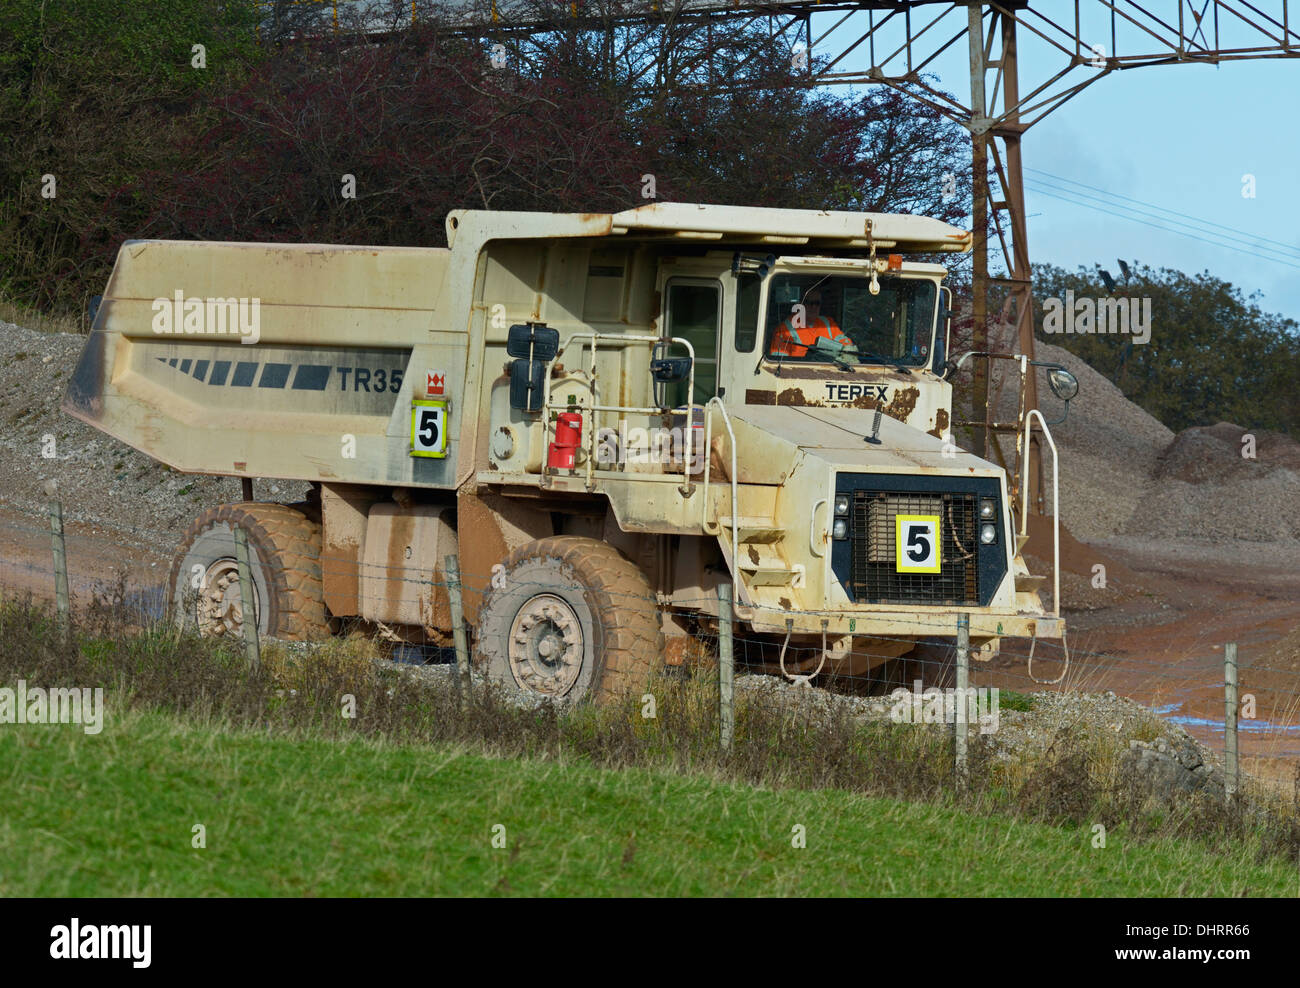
4,708,1298,897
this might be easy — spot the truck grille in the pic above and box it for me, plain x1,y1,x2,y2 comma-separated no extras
850,490,979,605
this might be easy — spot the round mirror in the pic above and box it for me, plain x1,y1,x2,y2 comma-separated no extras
1047,367,1079,401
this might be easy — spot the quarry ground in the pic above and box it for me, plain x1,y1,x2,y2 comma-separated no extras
3,320,1299,784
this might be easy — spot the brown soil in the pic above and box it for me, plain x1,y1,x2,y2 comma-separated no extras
984,531,1300,771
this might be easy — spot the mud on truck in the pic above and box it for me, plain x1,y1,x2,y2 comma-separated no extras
63,203,1075,703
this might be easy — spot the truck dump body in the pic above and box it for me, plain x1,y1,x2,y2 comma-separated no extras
65,240,461,488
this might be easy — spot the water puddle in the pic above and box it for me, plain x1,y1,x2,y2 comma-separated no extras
1157,701,1300,735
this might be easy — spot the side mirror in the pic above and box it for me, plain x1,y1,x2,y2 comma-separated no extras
506,322,559,412
1046,367,1079,401
933,286,953,375
651,357,691,383
1041,364,1080,426
651,341,692,409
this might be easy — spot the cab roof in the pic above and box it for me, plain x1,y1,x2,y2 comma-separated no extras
446,202,972,254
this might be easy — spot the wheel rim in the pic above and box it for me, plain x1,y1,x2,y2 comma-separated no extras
507,593,585,696
195,558,259,637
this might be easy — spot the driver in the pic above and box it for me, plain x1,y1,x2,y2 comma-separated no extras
770,289,854,358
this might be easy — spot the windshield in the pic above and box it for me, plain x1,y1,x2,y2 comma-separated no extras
762,273,937,366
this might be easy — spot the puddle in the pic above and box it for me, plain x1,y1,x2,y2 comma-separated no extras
1154,701,1300,735
1167,715,1300,735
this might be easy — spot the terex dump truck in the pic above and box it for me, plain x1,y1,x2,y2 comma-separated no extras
64,203,1069,702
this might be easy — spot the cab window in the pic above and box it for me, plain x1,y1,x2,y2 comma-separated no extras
664,279,720,404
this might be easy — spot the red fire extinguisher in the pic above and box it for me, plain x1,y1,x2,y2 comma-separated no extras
548,411,583,469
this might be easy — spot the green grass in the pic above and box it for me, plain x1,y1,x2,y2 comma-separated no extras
3,707,1297,897
999,689,1035,712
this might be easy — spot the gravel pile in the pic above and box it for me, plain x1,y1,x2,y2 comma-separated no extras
0,322,310,552
732,672,1212,765
990,336,1173,543
1124,422,1300,542
987,330,1300,548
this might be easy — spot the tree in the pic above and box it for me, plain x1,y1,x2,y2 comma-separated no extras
1032,262,1300,436
0,0,263,314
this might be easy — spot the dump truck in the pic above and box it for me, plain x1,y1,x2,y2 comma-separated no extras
63,203,1074,702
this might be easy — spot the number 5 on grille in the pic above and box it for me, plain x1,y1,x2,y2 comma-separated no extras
895,514,940,573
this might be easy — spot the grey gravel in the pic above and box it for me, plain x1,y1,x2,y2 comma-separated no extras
982,328,1300,552
733,672,1221,775
0,322,310,550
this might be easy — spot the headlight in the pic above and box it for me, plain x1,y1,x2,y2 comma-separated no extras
832,518,848,540
979,498,996,520
834,495,849,516
980,522,997,545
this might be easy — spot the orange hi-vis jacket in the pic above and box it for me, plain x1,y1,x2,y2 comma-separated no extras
770,316,852,358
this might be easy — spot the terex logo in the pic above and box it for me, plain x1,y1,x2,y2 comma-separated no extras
824,383,888,403
50,918,151,968
151,290,260,344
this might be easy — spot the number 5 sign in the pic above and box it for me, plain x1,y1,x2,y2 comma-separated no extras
895,514,941,573
410,399,448,458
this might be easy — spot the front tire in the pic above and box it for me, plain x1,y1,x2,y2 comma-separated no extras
474,536,664,704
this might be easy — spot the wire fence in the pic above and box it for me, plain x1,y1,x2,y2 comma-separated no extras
3,498,1299,795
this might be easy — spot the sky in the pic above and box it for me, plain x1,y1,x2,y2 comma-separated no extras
810,5,1300,324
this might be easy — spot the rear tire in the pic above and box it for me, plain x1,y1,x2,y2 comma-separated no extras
169,502,327,641
474,536,664,704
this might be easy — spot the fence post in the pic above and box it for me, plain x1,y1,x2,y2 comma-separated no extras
233,527,261,674
718,583,734,753
445,555,471,706
955,613,970,789
1225,642,1238,800
49,501,70,638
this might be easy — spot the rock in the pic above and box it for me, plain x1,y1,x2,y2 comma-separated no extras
1121,737,1223,800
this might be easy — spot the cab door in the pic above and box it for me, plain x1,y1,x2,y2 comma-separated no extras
662,277,722,406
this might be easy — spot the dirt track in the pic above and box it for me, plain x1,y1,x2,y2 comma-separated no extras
989,535,1300,781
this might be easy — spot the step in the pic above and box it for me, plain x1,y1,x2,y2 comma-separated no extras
1015,574,1048,593
715,515,786,543
737,541,795,586
1015,533,1030,554
1015,590,1047,613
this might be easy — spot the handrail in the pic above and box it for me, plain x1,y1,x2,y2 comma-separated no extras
701,396,739,605
538,331,696,489
1020,408,1059,619
809,498,827,558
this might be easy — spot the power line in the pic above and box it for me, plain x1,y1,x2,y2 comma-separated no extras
1024,176,1300,265
1026,167,1300,256
1022,182,1300,272
1024,167,1300,262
